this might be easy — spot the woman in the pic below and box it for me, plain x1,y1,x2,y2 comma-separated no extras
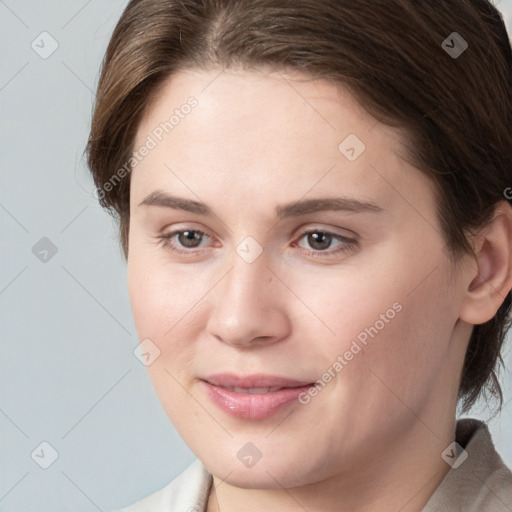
87,0,512,510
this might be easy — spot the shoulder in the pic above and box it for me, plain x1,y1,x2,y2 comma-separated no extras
112,459,213,512
422,417,512,512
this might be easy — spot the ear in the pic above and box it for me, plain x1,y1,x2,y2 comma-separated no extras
459,201,512,325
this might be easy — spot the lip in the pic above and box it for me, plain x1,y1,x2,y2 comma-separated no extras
202,373,314,420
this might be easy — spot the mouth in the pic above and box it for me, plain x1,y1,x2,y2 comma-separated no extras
220,386,286,393
201,373,314,420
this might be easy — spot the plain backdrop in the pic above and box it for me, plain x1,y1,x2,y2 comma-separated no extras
1,1,511,510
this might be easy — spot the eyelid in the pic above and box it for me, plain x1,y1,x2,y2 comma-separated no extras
297,228,356,243
293,223,358,240
159,222,216,242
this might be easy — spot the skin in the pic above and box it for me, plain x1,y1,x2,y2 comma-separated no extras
126,66,512,512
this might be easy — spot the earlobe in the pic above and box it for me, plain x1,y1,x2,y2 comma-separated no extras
459,201,512,325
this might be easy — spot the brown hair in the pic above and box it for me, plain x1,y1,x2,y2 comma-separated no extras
86,0,512,414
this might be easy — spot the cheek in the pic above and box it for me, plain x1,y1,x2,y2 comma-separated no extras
293,250,457,392
280,261,403,352
338,265,457,407
127,255,203,421
127,250,201,340
126,251,216,416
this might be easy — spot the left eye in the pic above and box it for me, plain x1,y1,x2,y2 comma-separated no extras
297,231,345,251
293,229,357,258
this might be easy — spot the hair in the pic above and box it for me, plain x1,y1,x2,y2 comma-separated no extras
86,0,512,414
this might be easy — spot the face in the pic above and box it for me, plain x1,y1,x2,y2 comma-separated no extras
127,67,471,489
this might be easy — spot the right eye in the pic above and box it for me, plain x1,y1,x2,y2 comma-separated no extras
158,229,212,255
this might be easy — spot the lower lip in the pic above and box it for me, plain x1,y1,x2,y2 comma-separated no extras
202,381,313,420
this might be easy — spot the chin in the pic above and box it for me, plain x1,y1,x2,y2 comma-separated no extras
202,449,324,490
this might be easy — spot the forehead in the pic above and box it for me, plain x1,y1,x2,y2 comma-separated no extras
135,66,399,150
130,67,432,218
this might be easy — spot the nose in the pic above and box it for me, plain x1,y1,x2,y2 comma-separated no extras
205,249,291,349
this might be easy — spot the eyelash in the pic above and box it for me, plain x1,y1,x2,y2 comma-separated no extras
157,228,357,259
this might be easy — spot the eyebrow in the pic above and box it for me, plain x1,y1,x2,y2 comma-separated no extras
138,189,384,218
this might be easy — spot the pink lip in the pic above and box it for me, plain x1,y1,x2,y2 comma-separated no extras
202,373,314,420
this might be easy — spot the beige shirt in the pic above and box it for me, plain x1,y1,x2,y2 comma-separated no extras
116,418,512,511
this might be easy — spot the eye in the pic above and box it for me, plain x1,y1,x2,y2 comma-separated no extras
294,229,357,258
158,229,211,255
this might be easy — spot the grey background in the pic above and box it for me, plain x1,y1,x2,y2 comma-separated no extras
1,1,511,510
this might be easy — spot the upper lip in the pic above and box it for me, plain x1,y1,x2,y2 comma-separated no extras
203,373,313,389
